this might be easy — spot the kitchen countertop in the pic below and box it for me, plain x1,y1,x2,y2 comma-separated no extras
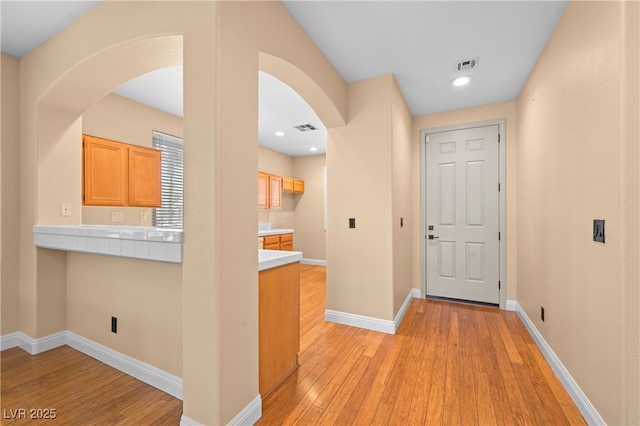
258,228,294,237
33,224,183,263
258,249,302,271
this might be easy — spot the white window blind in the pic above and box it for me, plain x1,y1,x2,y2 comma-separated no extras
152,131,183,228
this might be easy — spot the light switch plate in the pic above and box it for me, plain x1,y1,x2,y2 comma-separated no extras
593,219,605,243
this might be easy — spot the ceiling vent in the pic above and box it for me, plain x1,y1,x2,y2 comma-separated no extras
455,57,479,71
293,123,317,132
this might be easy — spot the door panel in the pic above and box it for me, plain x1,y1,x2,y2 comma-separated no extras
426,125,499,304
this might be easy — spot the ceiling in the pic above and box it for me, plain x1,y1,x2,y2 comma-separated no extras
1,1,568,157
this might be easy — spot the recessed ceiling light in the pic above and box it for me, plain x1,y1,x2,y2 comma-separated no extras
275,131,285,137
451,76,471,87
309,147,318,152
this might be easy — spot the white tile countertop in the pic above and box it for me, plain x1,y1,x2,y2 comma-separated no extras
258,228,294,237
33,225,183,263
258,249,302,271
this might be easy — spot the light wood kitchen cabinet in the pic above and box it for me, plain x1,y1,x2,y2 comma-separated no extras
263,235,281,250
269,175,282,209
282,177,294,192
259,261,300,396
258,172,283,210
258,172,304,208
293,179,304,194
83,135,161,207
279,233,294,251
262,233,294,251
83,135,129,206
128,145,161,207
258,172,269,209
282,176,304,194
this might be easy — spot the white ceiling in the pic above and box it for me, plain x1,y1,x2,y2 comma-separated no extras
0,0,568,157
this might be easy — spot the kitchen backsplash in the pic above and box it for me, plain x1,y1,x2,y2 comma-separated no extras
258,210,294,230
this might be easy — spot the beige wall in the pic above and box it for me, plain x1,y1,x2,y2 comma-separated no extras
82,93,183,226
391,77,413,314
328,74,415,321
412,102,518,300
293,154,326,260
516,1,638,423
1,54,21,334
67,253,182,376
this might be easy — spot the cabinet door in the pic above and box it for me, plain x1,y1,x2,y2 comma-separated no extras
282,177,294,192
258,172,269,209
280,233,293,251
263,235,280,250
269,175,282,210
259,262,300,396
83,135,128,206
293,180,305,194
128,145,161,207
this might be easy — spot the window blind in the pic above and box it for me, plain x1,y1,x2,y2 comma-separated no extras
152,131,183,228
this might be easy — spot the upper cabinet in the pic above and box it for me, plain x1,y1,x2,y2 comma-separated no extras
128,145,162,207
258,172,270,209
83,134,161,207
258,172,304,210
269,175,282,210
282,177,304,194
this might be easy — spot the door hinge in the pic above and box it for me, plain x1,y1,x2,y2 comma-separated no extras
425,134,430,143
498,134,501,143
499,280,501,290
498,183,501,192
499,232,501,241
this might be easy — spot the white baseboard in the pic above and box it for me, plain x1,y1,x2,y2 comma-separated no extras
326,288,420,335
0,331,22,351
180,415,201,426
180,395,262,426
0,331,67,355
228,395,262,426
514,302,605,425
394,288,421,331
66,331,183,400
301,258,327,266
505,299,517,311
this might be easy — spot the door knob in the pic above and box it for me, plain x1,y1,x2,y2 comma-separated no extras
428,235,439,240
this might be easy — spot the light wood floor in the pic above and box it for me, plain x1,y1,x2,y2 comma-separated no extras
258,264,586,425
1,345,182,425
1,264,585,425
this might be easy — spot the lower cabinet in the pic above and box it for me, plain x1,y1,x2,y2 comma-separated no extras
262,233,294,251
259,262,300,396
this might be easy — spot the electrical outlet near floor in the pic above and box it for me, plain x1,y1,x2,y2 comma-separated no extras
111,316,118,333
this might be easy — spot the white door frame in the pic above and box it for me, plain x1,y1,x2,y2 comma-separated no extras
420,119,507,309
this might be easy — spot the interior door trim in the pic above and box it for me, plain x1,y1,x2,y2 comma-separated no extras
419,119,507,310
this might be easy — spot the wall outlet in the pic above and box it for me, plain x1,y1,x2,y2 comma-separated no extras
60,203,72,217
111,211,124,222
541,306,545,322
349,218,356,229
140,212,148,222
111,316,118,333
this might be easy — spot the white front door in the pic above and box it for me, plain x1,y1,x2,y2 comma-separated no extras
425,125,500,304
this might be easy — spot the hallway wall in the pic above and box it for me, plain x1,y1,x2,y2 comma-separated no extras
516,2,639,423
